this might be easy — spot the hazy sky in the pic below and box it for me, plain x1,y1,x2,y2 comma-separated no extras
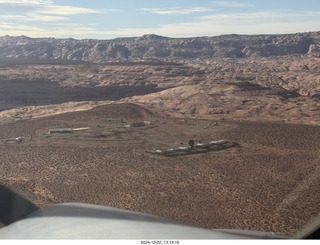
0,0,319,39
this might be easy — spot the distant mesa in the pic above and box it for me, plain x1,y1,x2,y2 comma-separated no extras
1,31,320,62
137,34,169,40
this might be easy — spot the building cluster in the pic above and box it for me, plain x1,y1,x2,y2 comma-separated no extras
152,140,227,156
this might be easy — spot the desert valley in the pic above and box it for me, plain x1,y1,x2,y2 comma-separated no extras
0,32,320,235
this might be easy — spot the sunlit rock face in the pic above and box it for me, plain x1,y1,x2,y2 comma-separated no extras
0,32,319,62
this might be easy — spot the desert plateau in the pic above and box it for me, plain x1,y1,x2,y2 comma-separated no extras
0,32,320,236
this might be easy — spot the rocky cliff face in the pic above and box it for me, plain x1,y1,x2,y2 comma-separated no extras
0,32,319,62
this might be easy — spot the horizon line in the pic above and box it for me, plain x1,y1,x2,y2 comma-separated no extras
1,30,319,41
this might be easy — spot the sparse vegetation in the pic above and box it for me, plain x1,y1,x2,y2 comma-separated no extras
0,104,319,235
0,32,320,235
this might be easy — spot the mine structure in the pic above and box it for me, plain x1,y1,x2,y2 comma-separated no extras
150,140,238,157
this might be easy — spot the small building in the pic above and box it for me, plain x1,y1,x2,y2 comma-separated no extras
49,128,73,134
131,122,146,127
15,137,24,143
195,143,211,148
131,121,151,127
209,140,226,145
178,146,190,151
163,148,175,153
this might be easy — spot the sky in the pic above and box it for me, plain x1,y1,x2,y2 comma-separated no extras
0,0,319,39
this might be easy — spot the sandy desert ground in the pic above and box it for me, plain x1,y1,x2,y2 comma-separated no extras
0,102,319,235
0,55,319,236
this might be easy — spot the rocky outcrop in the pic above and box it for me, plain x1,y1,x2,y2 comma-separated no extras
0,32,319,62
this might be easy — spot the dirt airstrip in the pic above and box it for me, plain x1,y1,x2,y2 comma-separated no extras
0,103,319,235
